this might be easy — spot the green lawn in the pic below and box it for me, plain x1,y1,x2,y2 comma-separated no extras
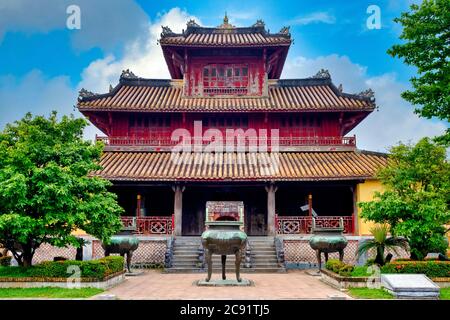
440,288,450,300
349,287,450,300
347,288,394,299
0,287,103,298
350,266,369,277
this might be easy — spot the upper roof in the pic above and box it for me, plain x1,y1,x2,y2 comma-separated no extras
77,69,376,113
159,15,292,48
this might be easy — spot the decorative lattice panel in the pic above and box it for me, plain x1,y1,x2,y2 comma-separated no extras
33,243,77,264
92,240,167,265
283,239,409,264
283,240,358,264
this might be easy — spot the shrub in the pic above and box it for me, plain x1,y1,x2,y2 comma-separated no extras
0,256,11,266
325,259,354,276
351,266,370,277
0,256,124,280
381,260,450,278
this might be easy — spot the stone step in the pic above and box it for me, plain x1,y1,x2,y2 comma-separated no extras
173,250,200,254
173,246,200,249
165,268,285,273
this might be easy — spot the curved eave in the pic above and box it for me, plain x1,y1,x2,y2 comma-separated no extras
100,175,377,182
78,106,374,113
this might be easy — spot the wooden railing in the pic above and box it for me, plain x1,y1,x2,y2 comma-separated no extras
97,135,356,147
121,215,174,235
276,215,354,235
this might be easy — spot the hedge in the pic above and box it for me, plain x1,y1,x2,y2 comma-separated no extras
325,259,354,277
0,256,124,280
0,256,11,266
381,260,450,278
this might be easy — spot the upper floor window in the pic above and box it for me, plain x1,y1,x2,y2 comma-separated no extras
129,115,171,130
203,64,249,96
280,115,322,136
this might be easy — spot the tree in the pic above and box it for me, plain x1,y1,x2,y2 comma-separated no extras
359,138,450,260
0,112,124,266
356,224,409,266
387,0,450,145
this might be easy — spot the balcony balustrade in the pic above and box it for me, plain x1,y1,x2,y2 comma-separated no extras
96,135,356,148
275,215,354,235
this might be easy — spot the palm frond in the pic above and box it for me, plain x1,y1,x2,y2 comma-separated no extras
356,239,377,258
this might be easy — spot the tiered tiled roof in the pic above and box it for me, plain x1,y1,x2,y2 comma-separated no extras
93,150,387,182
77,72,375,112
159,17,292,47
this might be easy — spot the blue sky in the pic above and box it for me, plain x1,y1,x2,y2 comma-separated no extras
0,0,447,152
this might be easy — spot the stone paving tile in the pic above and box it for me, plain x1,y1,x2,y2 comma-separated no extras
98,270,351,300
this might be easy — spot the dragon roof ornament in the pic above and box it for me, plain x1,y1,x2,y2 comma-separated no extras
186,19,200,28
357,88,375,101
161,26,175,37
120,69,138,79
78,88,96,101
310,69,331,79
278,26,290,35
252,19,265,28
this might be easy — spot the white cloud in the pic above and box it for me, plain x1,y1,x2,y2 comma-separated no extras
0,0,148,51
78,8,200,93
353,74,447,152
289,12,336,26
283,54,447,152
282,54,367,92
0,70,99,141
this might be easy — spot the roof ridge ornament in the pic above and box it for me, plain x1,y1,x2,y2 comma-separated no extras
121,69,138,79
186,19,200,28
357,88,375,101
218,12,235,29
310,69,331,79
252,19,265,28
161,25,175,37
278,26,290,35
78,88,96,101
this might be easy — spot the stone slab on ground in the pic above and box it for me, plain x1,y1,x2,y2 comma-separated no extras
381,274,440,299
125,271,145,276
195,279,254,287
99,270,353,300
305,270,321,277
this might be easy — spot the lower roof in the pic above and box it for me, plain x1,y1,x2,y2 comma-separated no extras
93,151,387,182
77,77,375,113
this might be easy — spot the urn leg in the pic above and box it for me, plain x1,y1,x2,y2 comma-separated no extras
126,251,133,273
338,249,344,262
221,255,226,280
205,250,212,282
235,250,242,282
316,250,322,270
324,252,329,263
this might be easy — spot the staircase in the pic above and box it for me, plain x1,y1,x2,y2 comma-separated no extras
166,236,285,273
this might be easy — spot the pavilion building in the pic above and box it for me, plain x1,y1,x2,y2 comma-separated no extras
74,16,388,270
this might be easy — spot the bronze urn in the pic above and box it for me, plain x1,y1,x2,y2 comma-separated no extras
309,218,348,269
201,221,248,282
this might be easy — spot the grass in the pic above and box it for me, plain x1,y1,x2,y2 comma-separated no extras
349,287,450,300
347,288,394,299
350,266,369,277
0,287,103,298
440,288,450,300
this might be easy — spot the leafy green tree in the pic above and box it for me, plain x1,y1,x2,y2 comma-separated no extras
0,112,124,266
356,224,409,266
387,0,450,144
359,138,450,260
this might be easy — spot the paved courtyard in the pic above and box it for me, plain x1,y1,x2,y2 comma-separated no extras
97,270,351,300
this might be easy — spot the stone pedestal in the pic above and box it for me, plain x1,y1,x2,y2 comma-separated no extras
381,274,440,299
195,279,253,287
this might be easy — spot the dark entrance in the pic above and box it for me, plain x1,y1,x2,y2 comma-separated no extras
182,185,266,236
